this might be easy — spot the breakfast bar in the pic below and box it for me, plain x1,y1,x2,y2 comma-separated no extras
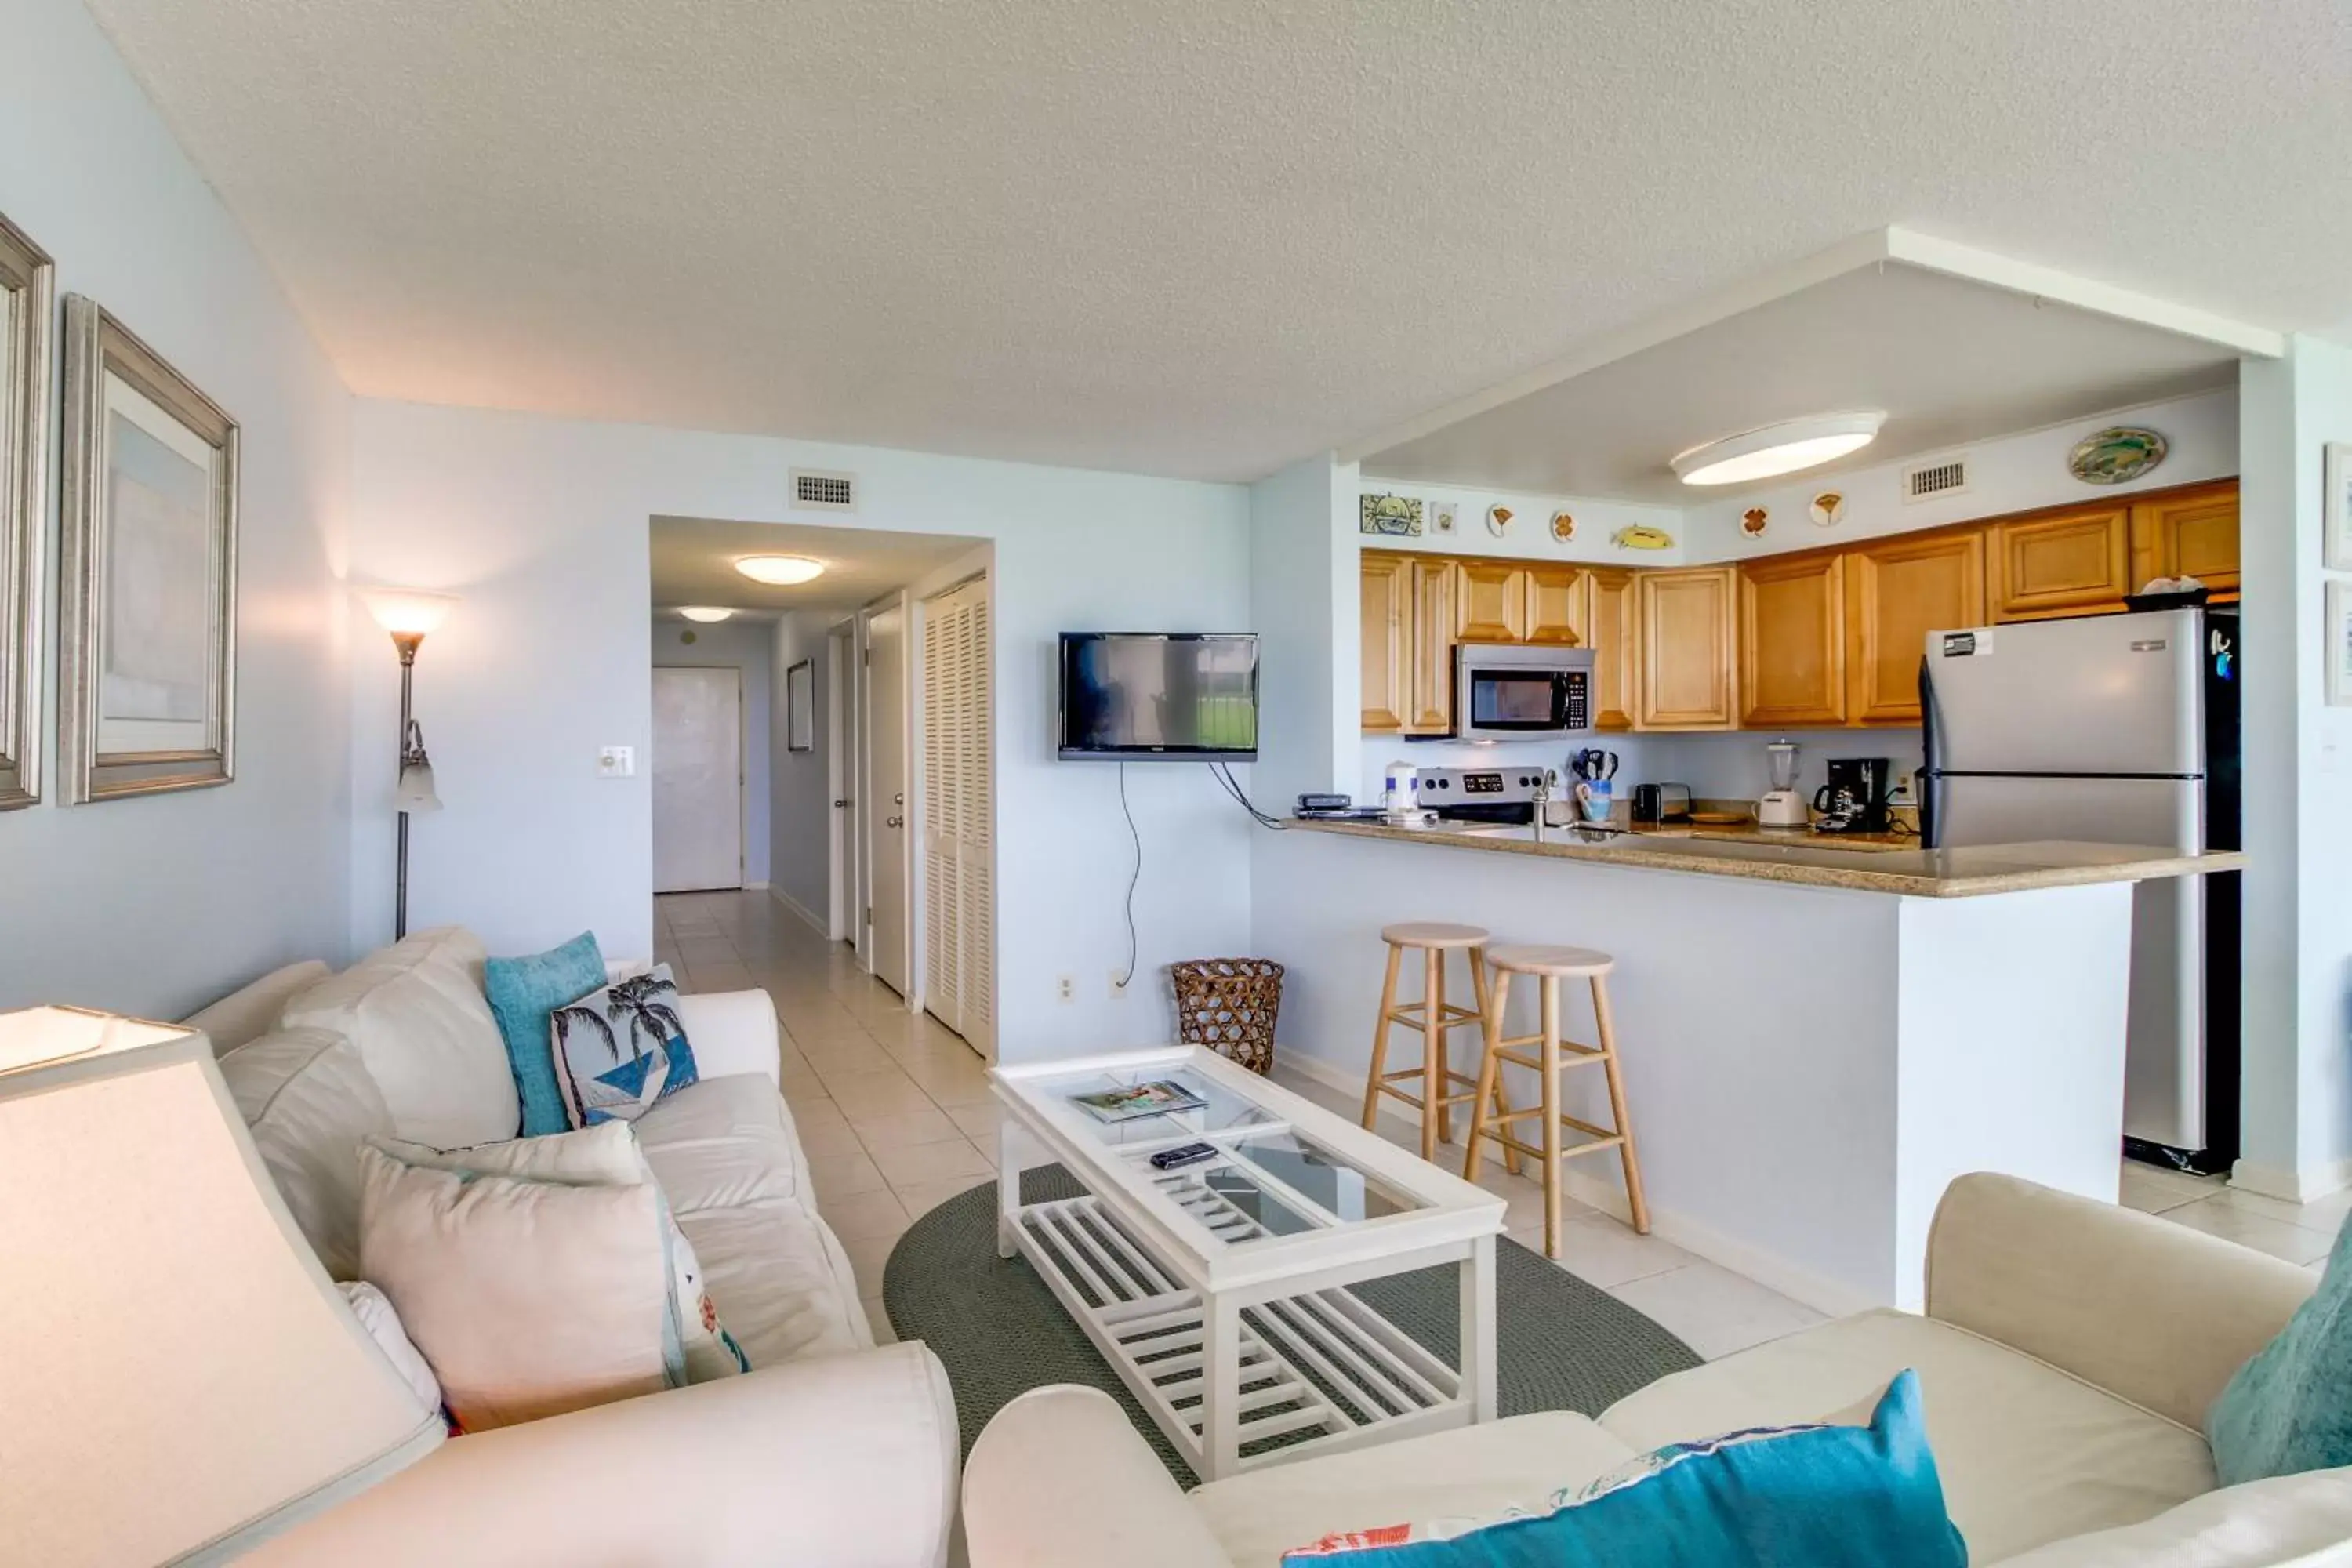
1252,816,2245,1312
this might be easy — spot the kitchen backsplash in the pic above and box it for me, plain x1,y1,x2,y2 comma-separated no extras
1357,730,1922,807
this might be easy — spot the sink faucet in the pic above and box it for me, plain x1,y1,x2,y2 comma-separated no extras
1531,775,1553,844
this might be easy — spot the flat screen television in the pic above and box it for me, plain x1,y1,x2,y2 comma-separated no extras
1058,633,1258,762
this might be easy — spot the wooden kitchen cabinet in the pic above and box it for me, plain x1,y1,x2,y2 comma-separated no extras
1739,550,1846,728
1635,567,1737,730
2129,480,2241,602
1454,559,1528,642
1844,528,1986,726
1405,557,1457,734
1359,552,1412,732
1987,503,2132,621
1581,567,1637,731
1523,564,1584,646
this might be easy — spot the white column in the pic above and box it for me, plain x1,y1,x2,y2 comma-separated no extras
1247,452,1360,807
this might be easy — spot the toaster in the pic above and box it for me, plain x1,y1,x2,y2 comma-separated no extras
1631,782,1693,824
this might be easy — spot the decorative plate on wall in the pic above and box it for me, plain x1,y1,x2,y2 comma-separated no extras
1740,507,1769,538
1360,493,1424,536
1486,505,1514,537
1809,491,1846,528
2067,427,2168,485
1613,524,1674,550
1549,510,1575,543
1431,500,1458,535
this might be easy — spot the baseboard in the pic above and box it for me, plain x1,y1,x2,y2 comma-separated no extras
1274,1049,1875,1319
2231,1154,2352,1204
768,885,830,938
744,880,770,891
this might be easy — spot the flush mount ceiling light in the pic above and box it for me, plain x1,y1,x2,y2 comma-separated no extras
733,554,826,586
676,606,735,623
1670,412,1886,487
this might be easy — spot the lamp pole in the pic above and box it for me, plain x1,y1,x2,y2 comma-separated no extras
394,631,422,939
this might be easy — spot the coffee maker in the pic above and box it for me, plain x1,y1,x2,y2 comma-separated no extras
1813,757,1894,834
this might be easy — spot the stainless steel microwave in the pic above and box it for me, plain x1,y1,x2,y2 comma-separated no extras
1454,643,1595,741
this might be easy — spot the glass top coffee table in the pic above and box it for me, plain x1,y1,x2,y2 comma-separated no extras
990,1045,1505,1480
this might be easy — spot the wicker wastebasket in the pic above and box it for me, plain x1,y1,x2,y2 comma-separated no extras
1168,958,1285,1076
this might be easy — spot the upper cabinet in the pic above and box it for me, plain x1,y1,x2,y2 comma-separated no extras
1359,553,1412,733
1404,557,1457,734
1987,503,2132,622
1581,568,1638,732
1454,559,1529,643
1635,567,1737,730
1843,528,1985,726
2129,480,2240,603
1523,564,1585,646
1738,550,1846,728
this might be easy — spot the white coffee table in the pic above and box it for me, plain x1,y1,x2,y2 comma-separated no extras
990,1045,1505,1481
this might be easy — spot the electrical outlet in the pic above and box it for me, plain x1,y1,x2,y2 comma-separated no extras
597,746,636,779
1109,970,1130,998
1056,975,1076,1004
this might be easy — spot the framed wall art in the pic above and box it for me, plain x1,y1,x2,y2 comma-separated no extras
2330,580,2352,710
58,296,240,802
0,212,53,811
786,658,814,751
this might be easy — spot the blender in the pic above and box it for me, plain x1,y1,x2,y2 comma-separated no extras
1757,740,1809,829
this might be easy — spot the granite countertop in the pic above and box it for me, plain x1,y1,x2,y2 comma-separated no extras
1286,815,2246,898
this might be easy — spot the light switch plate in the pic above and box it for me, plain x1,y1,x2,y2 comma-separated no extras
597,746,636,779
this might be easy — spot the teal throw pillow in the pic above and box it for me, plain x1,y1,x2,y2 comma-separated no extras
1283,1369,1965,1567
484,931,608,1136
2208,1214,2352,1485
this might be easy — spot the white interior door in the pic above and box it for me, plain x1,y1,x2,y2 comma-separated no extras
652,666,743,894
921,578,996,1057
865,601,913,996
828,622,856,942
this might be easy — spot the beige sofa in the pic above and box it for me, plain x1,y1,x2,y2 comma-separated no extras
181,928,959,1567
966,1174,2352,1567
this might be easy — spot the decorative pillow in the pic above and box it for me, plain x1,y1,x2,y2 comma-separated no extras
550,965,699,1128
281,926,519,1147
338,1280,445,1416
2209,1214,2352,1485
1284,1370,1965,1566
357,1144,677,1431
484,931,608,1137
368,1124,748,1384
218,1027,395,1279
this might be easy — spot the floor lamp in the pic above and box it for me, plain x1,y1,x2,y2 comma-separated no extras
361,589,459,938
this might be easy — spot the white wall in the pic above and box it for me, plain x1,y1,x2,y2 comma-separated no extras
652,615,773,887
2238,341,2352,1199
0,0,354,1017
347,401,1253,1059
768,608,834,929
1250,455,1359,806
1685,389,2240,563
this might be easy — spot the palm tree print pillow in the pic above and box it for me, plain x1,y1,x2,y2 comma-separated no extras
550,967,701,1127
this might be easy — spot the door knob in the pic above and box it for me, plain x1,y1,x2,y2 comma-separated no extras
886,814,904,828
894,792,906,806
833,798,850,808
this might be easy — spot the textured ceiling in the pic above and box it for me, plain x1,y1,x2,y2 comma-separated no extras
649,517,982,617
83,0,2352,481
1363,263,2239,500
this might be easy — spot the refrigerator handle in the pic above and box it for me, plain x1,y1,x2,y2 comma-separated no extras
1918,655,1941,848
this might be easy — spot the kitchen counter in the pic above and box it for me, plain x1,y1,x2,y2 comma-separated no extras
1285,815,2244,898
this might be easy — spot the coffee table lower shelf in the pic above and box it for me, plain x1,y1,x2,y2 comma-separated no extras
1008,1192,1478,1479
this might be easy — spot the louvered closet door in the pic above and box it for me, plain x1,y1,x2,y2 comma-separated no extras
921,581,995,1055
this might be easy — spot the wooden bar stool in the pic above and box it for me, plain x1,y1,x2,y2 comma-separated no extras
1461,944,1649,1256
1361,923,1520,1167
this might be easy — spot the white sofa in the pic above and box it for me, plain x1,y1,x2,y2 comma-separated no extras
965,1174,2352,1567
181,928,960,1568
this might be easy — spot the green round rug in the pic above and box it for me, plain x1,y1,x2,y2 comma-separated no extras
882,1168,1701,1486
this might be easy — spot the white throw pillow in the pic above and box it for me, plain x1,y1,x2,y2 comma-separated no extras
181,960,333,1055
358,1145,675,1431
368,1125,749,1385
281,927,519,1148
1989,1466,2352,1566
218,1027,394,1279
338,1280,445,1415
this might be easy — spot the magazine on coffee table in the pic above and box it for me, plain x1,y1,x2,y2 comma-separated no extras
1069,1079,1209,1125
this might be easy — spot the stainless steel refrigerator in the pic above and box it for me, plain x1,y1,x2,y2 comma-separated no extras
1919,607,2241,1171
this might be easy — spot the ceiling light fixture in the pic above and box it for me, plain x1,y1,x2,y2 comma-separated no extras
676,606,735,623
733,555,826,586
1670,412,1886,487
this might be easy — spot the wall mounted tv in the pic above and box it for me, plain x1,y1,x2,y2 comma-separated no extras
1058,633,1258,762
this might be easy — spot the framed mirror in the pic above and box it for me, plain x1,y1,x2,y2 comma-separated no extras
0,212,53,811
58,295,240,802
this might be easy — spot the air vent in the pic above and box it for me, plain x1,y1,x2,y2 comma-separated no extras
1902,456,1969,503
792,468,857,511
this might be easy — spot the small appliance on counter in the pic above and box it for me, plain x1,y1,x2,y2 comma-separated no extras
1413,764,1559,825
1757,741,1809,829
1630,782,1693,824
1812,757,1895,834
1381,760,1421,821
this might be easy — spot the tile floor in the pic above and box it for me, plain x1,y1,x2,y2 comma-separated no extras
658,888,2343,1367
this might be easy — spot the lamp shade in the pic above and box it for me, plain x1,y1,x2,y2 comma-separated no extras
0,1007,444,1566
361,587,460,637
395,757,441,813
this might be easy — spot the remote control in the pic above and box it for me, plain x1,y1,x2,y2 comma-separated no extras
1149,1142,1218,1171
